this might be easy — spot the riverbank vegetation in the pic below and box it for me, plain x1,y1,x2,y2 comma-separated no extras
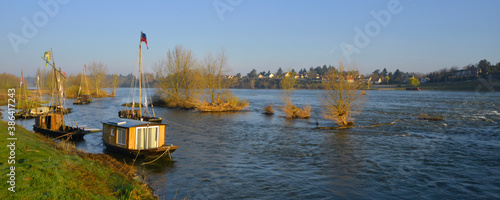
0,73,19,105
195,48,249,112
263,104,274,115
153,45,248,111
153,45,199,109
0,120,155,199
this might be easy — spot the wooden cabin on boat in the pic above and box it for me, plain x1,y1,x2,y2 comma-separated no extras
33,112,87,140
73,94,92,104
101,118,176,157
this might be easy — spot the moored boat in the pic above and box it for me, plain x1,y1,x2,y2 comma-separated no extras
73,65,92,105
33,49,87,141
73,94,92,104
34,113,86,140
101,118,177,158
119,31,162,123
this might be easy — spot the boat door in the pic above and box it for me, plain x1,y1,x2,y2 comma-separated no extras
136,126,159,149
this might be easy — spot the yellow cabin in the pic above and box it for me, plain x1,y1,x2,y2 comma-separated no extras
101,118,176,157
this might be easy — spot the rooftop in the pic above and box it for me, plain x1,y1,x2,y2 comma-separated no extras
101,118,163,128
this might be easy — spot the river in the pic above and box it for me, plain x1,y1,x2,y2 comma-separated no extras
4,88,500,199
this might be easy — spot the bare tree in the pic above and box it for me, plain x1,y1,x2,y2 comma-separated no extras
88,61,108,96
280,71,296,107
154,45,198,108
201,48,230,104
321,61,363,126
111,74,118,96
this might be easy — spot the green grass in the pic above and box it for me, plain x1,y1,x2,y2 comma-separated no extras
0,120,155,200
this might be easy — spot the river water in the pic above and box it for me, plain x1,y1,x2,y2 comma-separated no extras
5,88,500,199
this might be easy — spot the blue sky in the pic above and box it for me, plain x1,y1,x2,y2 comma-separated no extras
1,0,499,77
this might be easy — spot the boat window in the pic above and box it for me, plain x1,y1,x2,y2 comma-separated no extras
117,128,127,145
135,126,159,149
148,127,158,149
110,128,115,137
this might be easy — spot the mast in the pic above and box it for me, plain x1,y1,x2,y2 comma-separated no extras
78,67,84,96
42,49,65,127
138,33,142,117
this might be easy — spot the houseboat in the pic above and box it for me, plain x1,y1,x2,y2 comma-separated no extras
101,118,177,158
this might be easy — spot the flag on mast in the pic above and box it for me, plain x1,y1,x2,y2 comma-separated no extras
44,51,50,67
141,32,148,49
20,77,23,87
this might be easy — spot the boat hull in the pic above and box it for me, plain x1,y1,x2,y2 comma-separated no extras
103,140,177,158
118,110,163,123
73,100,91,105
33,125,87,141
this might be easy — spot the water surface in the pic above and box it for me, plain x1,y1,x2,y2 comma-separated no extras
5,88,500,199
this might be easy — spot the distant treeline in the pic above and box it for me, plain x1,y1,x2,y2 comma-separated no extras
368,59,500,84
231,59,500,89
7,59,499,91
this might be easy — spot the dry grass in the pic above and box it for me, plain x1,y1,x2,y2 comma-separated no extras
263,104,274,115
52,140,156,199
91,89,110,98
153,94,197,109
53,140,139,180
195,96,249,112
282,103,311,118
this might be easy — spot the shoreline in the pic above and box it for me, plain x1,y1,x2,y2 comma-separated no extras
0,120,157,199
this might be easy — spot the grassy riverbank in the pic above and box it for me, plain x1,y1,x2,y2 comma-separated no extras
0,120,155,199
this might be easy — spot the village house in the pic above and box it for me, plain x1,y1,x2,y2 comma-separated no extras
372,78,382,84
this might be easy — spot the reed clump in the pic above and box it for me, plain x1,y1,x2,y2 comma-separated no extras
91,89,109,98
282,104,311,119
153,94,197,109
196,96,249,112
263,104,274,115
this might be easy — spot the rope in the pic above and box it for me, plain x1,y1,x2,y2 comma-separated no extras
141,148,170,165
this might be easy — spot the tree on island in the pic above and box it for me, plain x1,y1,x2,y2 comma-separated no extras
321,61,363,126
280,70,310,118
88,61,109,97
154,45,198,109
196,48,249,112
